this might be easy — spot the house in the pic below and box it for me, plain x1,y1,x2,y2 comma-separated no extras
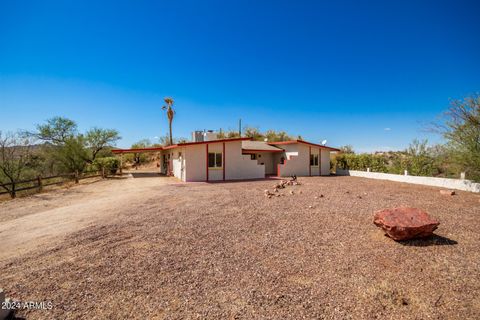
112,136,339,182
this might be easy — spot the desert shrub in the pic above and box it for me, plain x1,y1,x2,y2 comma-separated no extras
94,157,119,175
335,153,388,172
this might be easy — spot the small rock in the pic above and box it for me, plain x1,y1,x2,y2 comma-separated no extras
290,190,294,195
319,194,324,198
308,205,313,209
440,189,455,196
299,190,303,194
357,195,362,199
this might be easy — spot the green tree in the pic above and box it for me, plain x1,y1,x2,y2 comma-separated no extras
0,131,36,198
32,117,119,175
33,116,77,144
84,127,120,162
435,94,480,181
243,126,264,141
162,97,175,146
339,145,355,154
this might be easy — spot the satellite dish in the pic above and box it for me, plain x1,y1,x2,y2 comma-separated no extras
321,140,327,146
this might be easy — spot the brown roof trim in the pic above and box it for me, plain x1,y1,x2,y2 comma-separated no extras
242,149,284,153
162,137,252,150
268,140,340,151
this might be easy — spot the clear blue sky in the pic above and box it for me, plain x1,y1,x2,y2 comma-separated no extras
0,0,479,151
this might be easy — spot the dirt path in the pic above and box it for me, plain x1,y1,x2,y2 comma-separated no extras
0,173,177,263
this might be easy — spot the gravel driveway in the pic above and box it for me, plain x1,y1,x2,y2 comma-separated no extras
0,175,479,319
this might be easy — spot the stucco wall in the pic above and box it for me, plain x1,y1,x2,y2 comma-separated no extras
336,169,480,193
277,144,309,177
225,141,265,180
320,149,331,175
275,143,332,177
251,152,276,175
171,147,185,181
183,140,264,181
185,144,207,182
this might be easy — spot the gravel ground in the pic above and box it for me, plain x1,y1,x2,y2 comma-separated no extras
1,175,479,319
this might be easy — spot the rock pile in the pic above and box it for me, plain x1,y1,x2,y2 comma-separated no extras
264,175,301,199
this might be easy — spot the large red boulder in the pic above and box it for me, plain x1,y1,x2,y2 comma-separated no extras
373,207,440,241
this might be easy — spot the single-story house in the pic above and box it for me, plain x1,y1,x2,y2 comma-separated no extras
112,137,339,182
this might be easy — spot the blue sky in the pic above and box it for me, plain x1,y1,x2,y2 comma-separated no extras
0,0,479,151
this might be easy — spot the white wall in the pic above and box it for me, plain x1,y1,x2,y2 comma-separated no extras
225,141,265,180
275,143,332,177
185,144,207,182
207,142,224,181
336,169,480,193
252,152,276,175
276,144,307,177
320,149,331,175
183,140,264,181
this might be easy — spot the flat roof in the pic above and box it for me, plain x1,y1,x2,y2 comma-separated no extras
112,138,339,154
269,140,340,151
112,137,252,153
242,141,284,152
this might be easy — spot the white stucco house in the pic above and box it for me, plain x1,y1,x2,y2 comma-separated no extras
113,137,339,182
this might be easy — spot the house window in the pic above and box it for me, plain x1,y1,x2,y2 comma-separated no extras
310,154,319,166
250,154,257,160
208,152,223,168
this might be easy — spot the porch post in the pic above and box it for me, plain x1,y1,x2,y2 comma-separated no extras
309,146,312,176
119,154,123,176
223,142,225,181
319,148,321,176
206,144,209,182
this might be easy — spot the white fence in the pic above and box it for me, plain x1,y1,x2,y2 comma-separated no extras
336,169,480,193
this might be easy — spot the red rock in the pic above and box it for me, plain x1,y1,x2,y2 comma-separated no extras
440,189,455,196
373,207,440,241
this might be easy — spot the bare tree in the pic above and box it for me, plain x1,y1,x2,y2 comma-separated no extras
0,131,34,198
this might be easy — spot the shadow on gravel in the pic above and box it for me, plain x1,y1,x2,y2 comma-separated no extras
130,172,163,178
398,234,458,247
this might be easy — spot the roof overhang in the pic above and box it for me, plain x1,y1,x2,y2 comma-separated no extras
112,137,253,154
268,140,340,152
242,149,284,153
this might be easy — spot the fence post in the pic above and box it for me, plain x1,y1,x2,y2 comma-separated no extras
74,170,79,184
101,167,105,179
367,167,370,172
404,170,408,176
460,172,466,180
37,175,43,192
119,154,123,176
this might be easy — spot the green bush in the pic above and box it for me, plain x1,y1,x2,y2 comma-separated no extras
93,157,120,175
335,153,388,172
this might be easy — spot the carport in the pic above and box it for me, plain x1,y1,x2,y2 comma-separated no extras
111,147,164,175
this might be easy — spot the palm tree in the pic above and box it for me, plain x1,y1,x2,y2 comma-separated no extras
162,97,175,146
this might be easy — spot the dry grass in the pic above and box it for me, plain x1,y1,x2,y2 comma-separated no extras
0,175,479,319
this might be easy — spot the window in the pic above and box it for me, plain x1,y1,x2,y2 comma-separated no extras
208,152,223,168
178,152,182,158
310,154,319,166
250,154,257,160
